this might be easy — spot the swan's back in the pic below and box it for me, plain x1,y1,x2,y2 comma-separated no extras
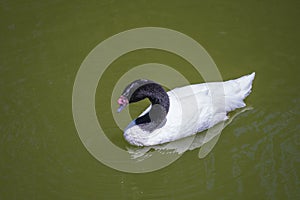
170,72,255,112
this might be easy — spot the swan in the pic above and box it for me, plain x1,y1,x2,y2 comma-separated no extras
117,72,255,146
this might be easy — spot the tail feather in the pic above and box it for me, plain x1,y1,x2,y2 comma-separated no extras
235,72,255,99
224,72,255,112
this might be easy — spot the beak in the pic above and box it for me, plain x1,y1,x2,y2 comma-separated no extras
117,104,126,113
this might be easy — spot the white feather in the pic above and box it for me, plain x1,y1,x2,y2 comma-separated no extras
124,72,255,146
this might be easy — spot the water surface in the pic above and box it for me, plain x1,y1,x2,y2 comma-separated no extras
1,0,299,199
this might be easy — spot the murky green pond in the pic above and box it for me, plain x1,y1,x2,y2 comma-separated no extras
1,0,299,199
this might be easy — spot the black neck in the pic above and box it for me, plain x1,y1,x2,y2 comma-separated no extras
128,83,169,132
129,83,169,113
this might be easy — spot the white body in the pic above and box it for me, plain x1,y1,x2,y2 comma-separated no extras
124,73,255,146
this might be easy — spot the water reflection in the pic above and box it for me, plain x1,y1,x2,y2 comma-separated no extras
126,107,253,160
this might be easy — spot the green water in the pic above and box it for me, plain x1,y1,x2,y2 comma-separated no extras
1,0,299,199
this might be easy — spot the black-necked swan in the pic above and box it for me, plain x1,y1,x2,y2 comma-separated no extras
117,72,255,146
